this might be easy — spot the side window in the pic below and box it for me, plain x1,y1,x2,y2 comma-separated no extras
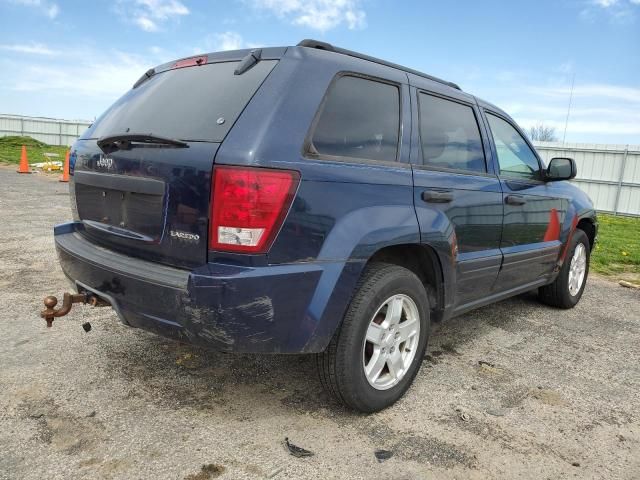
486,113,541,180
310,75,400,162
418,93,486,173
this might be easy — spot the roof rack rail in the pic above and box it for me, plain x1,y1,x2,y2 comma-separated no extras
297,39,461,91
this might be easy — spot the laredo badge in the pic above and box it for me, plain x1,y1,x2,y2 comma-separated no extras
170,230,200,243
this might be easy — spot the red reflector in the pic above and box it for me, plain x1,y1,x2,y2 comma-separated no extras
209,166,300,253
172,55,208,69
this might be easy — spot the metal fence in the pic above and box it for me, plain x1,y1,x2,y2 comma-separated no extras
534,141,640,216
0,114,92,147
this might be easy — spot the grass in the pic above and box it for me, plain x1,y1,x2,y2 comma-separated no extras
591,214,640,280
0,135,68,165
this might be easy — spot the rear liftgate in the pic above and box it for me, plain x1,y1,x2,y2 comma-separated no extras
38,52,281,330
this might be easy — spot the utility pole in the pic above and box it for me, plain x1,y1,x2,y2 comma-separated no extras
562,72,575,144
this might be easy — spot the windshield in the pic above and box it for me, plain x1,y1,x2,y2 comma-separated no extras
82,60,277,143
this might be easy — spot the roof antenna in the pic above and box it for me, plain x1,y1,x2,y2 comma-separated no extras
562,72,575,145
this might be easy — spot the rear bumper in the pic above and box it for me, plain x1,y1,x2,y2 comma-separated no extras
55,222,359,353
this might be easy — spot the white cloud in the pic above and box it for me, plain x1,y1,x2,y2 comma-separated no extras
8,0,60,18
582,0,638,22
248,0,366,31
116,0,189,32
46,2,58,18
135,16,159,32
504,103,640,121
0,30,266,114
0,45,175,119
0,42,58,56
516,118,640,136
528,84,640,103
0,34,272,120
195,31,262,53
589,0,640,6
3,50,153,98
214,31,245,51
502,102,640,137
137,0,189,17
462,64,640,144
556,61,574,75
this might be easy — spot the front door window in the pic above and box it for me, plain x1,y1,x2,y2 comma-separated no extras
486,113,541,181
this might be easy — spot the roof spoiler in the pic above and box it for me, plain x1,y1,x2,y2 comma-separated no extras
235,49,262,75
297,39,461,91
133,68,155,89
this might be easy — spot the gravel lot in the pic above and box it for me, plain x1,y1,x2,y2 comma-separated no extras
1,166,639,480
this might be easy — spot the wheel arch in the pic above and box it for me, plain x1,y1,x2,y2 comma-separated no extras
367,243,446,321
576,217,596,251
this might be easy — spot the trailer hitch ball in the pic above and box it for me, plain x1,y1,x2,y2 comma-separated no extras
42,295,61,327
40,292,89,327
44,295,58,309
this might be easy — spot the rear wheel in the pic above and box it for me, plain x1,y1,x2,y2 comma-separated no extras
317,263,430,412
539,229,590,309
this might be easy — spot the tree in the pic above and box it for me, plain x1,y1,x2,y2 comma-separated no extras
528,123,558,142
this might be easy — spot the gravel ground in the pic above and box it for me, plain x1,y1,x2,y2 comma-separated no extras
1,166,639,480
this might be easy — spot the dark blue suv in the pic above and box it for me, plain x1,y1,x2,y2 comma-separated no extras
53,40,597,412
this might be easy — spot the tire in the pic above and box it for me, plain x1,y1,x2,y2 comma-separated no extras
539,229,590,309
317,262,430,412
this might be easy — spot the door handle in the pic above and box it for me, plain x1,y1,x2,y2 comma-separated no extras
505,194,526,206
422,190,453,203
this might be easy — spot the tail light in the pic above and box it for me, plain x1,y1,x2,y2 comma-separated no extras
209,165,300,253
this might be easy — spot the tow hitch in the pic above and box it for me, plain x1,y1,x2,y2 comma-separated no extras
40,292,109,327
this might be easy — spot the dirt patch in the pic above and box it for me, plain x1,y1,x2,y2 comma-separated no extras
39,416,105,454
392,434,477,468
17,394,105,454
184,464,225,480
530,388,567,406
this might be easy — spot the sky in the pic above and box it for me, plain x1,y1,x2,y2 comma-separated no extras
0,0,639,145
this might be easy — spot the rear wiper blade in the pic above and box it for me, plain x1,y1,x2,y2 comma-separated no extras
97,133,189,153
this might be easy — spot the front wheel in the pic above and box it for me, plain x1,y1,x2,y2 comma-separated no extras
539,229,590,309
317,263,430,412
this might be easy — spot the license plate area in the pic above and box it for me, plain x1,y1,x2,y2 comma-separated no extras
75,172,165,242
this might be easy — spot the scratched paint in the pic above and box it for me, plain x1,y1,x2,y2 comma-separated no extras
234,296,275,323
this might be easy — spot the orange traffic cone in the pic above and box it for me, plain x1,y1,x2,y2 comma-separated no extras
17,145,31,174
60,150,70,182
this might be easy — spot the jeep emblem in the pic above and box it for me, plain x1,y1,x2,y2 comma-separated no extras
97,155,114,169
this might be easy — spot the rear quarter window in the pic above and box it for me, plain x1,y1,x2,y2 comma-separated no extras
308,75,400,162
82,60,277,143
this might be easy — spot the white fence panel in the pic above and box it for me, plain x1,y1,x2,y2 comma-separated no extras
534,141,640,216
0,114,92,147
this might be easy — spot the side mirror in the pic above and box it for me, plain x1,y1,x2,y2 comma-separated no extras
546,157,576,181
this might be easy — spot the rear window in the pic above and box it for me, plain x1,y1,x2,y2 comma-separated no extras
309,75,400,162
82,60,277,143
418,93,486,173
